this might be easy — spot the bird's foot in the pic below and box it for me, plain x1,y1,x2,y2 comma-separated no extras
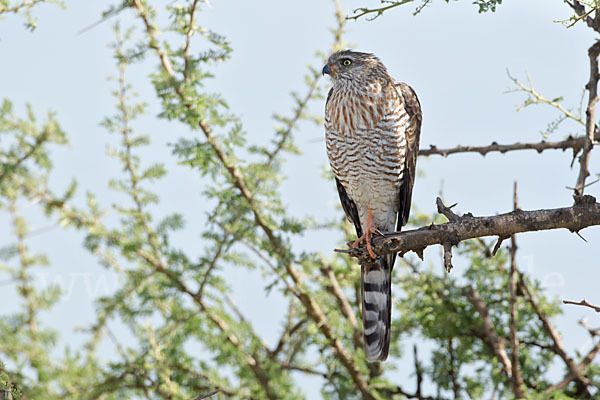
350,227,378,259
350,204,377,259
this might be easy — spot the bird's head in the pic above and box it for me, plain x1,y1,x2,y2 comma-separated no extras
322,50,386,83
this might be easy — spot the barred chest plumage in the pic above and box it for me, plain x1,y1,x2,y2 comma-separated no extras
324,79,409,232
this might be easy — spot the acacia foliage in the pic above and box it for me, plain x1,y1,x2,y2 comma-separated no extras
0,1,598,399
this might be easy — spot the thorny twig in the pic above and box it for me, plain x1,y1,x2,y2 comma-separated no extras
418,135,596,159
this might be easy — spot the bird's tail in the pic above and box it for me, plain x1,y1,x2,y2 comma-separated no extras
361,253,393,361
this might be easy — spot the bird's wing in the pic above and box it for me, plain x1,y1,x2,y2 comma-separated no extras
394,82,422,230
335,177,363,238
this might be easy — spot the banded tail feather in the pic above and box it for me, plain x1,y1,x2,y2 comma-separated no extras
361,253,394,361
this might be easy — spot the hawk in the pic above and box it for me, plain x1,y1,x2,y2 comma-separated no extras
323,50,422,361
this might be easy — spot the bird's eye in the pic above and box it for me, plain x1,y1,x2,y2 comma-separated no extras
342,59,352,66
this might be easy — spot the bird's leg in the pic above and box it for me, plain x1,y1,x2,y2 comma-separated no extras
350,204,377,259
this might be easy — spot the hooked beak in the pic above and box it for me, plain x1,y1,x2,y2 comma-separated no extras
322,63,332,75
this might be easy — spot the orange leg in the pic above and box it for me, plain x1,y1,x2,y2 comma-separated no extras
350,204,377,259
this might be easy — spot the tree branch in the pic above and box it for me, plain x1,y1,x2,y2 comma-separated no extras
413,345,424,400
563,299,600,313
507,71,585,127
182,0,200,83
578,319,600,337
0,0,45,15
270,315,307,358
378,384,437,400
347,0,413,21
463,285,513,378
448,337,460,398
417,135,595,158
509,183,525,398
193,389,220,400
0,365,27,400
565,0,600,32
0,129,50,184
321,264,363,350
519,274,591,395
341,196,600,264
9,200,38,335
575,39,600,196
277,361,330,378
545,338,600,393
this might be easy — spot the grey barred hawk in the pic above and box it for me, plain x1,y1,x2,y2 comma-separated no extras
323,50,422,361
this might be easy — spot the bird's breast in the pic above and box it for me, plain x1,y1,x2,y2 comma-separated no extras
325,83,407,213
325,88,385,136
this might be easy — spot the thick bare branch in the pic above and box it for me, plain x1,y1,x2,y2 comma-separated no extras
342,196,600,263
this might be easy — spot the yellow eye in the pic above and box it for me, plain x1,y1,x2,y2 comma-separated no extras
342,59,352,66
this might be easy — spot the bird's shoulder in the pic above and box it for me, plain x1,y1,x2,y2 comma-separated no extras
393,81,422,122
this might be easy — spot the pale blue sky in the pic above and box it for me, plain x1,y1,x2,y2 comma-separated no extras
1,0,599,397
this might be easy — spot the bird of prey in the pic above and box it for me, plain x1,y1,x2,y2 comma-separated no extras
322,50,422,361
